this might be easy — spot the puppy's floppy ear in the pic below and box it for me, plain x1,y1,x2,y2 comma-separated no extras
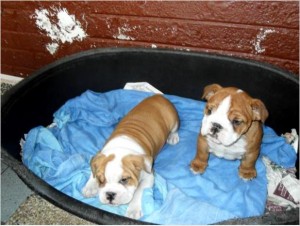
250,99,269,123
91,155,99,178
90,153,115,178
202,84,223,100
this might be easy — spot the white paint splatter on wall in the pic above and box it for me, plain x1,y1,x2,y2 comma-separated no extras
46,43,59,55
113,23,138,41
32,7,87,55
252,28,276,54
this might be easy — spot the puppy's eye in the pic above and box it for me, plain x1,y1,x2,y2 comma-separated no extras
232,119,242,127
119,177,130,185
206,107,212,115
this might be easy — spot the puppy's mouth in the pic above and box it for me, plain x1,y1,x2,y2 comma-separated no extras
207,133,241,147
106,199,130,206
107,201,118,206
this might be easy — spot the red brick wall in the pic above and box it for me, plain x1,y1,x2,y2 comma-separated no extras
1,1,299,77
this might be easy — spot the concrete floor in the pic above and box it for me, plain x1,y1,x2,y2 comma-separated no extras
1,161,33,223
4,194,93,225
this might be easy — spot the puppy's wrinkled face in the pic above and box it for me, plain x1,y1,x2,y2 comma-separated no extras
201,84,268,146
91,153,145,206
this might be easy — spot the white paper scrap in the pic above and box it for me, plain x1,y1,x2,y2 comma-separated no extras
124,82,163,94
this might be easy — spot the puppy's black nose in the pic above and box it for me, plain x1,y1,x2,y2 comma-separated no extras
211,122,223,135
106,192,116,202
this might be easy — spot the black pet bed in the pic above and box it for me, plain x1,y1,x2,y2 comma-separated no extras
1,48,299,224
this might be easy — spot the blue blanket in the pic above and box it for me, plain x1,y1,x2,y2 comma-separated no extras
22,89,296,224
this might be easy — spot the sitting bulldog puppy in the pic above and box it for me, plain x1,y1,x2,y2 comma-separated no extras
82,94,179,219
190,84,268,180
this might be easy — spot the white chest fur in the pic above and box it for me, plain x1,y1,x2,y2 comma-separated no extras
207,136,247,160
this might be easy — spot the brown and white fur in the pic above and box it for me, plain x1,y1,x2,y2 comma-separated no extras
82,94,179,219
190,84,268,180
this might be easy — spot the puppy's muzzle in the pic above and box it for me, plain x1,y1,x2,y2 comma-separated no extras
210,122,223,135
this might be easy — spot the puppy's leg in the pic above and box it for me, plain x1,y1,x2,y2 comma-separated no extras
239,150,259,180
126,171,154,219
82,173,98,198
167,122,179,145
190,134,209,174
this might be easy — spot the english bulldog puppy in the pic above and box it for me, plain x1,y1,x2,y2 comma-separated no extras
190,84,268,180
82,94,179,219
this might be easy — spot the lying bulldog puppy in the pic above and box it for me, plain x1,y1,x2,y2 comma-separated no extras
190,84,268,180
82,94,179,219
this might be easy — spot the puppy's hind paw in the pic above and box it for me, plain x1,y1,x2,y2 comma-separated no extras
167,132,179,145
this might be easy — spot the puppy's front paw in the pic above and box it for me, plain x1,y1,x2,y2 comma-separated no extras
190,159,207,174
82,184,98,198
239,167,257,180
126,203,142,220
